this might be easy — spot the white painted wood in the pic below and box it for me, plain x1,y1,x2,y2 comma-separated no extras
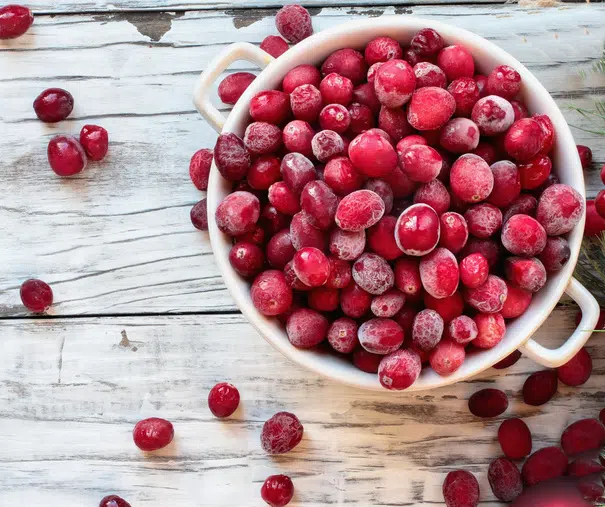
0,5,604,316
1,309,602,506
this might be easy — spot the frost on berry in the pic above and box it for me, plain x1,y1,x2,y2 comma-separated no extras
282,65,321,94
280,152,316,194
286,308,329,348
374,59,416,108
400,144,443,183
300,180,338,230
215,191,260,237
560,418,605,456
473,313,506,349
407,86,456,131
290,84,322,123
340,282,372,318
501,214,547,257
99,495,131,507
261,411,304,454
450,154,494,204
429,339,466,376
229,242,264,278
378,349,421,390
471,95,514,136
468,388,509,418
488,160,521,209
442,470,479,507
505,257,547,293
464,275,508,313
312,130,345,162
447,77,480,117
283,120,315,156
521,447,568,486
189,148,213,190
536,184,584,236
320,73,354,106
320,104,351,133
289,212,326,251
448,315,478,345
557,347,592,387
371,289,405,318
439,212,469,254
215,133,251,181
459,253,488,289
523,369,558,406
419,247,459,299
486,65,521,100
488,457,523,502
251,270,293,316
358,318,404,355
352,253,394,295
335,190,385,231
260,35,289,58
321,48,368,85
275,4,313,43
414,62,447,89
414,179,450,215
349,129,398,178
464,203,502,239
504,118,543,162
327,317,359,354
412,309,444,352
439,118,480,154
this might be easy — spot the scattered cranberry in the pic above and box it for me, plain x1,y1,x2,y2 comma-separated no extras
286,308,328,348
79,124,109,161
471,95,514,136
261,411,303,454
47,135,87,176
218,72,255,105
499,417,532,459
585,199,605,237
577,144,592,169
557,347,592,387
260,36,289,58
488,457,522,502
378,348,421,390
567,458,604,477
493,350,522,370
442,470,479,507
523,369,558,406
522,446,568,486
275,4,312,43
208,382,240,418
33,88,73,123
335,189,385,231
133,417,174,451
190,199,208,231
474,312,506,349
99,495,131,507
561,418,605,456
20,279,53,313
407,86,456,131
189,149,213,190
261,474,294,507
595,189,605,219
501,284,532,319
0,4,33,39
468,388,508,418
327,317,359,354
251,270,293,316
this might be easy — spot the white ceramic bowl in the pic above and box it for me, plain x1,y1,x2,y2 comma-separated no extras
194,16,600,391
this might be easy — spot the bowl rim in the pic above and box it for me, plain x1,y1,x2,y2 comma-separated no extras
206,15,587,391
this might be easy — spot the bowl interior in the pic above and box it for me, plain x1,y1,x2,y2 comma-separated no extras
207,16,585,391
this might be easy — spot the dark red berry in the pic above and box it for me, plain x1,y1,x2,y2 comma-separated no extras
488,457,523,502
442,470,479,507
33,88,74,123
20,279,53,313
133,417,174,451
261,411,303,454
523,369,558,406
208,382,240,418
47,135,87,176
99,495,132,507
261,474,294,507
498,418,532,459
468,388,508,418
190,199,208,231
0,4,34,39
493,350,522,370
80,125,109,161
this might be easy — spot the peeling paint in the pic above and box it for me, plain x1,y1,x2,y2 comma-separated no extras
346,8,385,18
394,7,414,15
93,11,184,42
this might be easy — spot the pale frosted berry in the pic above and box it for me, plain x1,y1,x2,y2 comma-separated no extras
229,242,264,278
189,148,213,190
327,317,359,354
99,495,131,507
488,160,521,208
286,308,328,348
300,180,338,230
335,189,385,231
266,230,296,269
244,122,282,155
412,309,444,352
430,339,465,376
133,417,174,451
348,129,398,178
577,144,592,169
501,214,547,257
208,382,240,418
414,62,447,89
20,279,53,313
261,411,303,454
261,474,294,507
395,203,440,256
323,156,363,196
371,289,405,318
498,418,532,459
216,191,260,237
486,65,521,100
340,282,372,318
447,77,480,117
501,283,532,319
319,104,351,133
293,247,330,287
439,211,468,254
214,133,251,181
471,95,514,136
419,247,459,299
358,318,404,355
464,274,508,313
252,270,293,316
468,388,508,417
410,28,444,57
448,315,478,345
319,73,353,106
488,458,523,502
365,36,403,65
276,4,312,43
260,35,289,58
442,470,479,507
322,48,367,85
505,257,547,293
47,135,87,176
450,154,494,203
539,236,570,273
439,117,480,153
352,253,394,295
281,152,316,194
523,369,558,406
414,179,450,215
536,184,584,236
282,120,314,156
373,59,416,108
518,155,552,190
282,65,321,94
503,194,537,224
363,180,392,215
504,118,543,161
77,125,108,164
475,74,488,97
353,347,383,373
218,72,255,105
400,144,443,183
531,113,555,154
459,253,489,289
250,90,290,124
557,347,592,387
366,216,402,260
394,258,422,300
378,349,421,390
493,350,522,369
424,291,464,323
190,199,208,231
290,84,322,123
407,86,456,131
34,88,73,123
474,312,506,349
312,129,344,163
465,203,502,238
522,446,567,486
328,228,364,261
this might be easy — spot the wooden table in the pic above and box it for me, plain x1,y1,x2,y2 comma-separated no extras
1,2,605,505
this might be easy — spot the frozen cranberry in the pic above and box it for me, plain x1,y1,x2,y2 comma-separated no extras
289,212,326,251
557,347,592,387
377,107,410,143
260,35,289,58
352,253,394,296
413,62,447,89
407,87,456,131
378,349,421,390
468,388,508,417
396,134,427,155
47,135,87,176
511,101,530,120
517,154,552,191
325,257,352,289
347,102,375,133
395,203,440,256
322,156,362,196
408,28,442,55
537,184,584,235
353,347,382,373
585,199,605,237
318,104,350,133
413,180,450,216
442,470,479,507
498,418,532,459
275,4,312,43
307,286,338,312
249,90,290,124
424,291,464,323
351,82,380,112
471,95,514,136
487,160,521,208
446,77,480,117
286,307,329,348
229,242,264,278
419,248,459,298
365,216,400,260
292,247,330,287
326,317,359,354
450,154,494,203
218,72,255,105
530,240,564,279
503,194,537,224
282,65,321,94
266,183,297,216
341,282,372,318
264,230,294,269
429,339,465,375
280,153,315,194
504,118,543,162
439,118,480,154
370,289,405,318
322,48,367,85
133,417,174,451
363,35,402,66
348,130,397,178
474,312,506,349
328,228,364,261
505,257,546,293
394,258,422,299
244,122,282,155
522,446,567,486
261,411,303,454
567,459,604,477
216,191,260,237
317,73,353,107
471,142,498,166
448,315,478,345
501,283,532,319
493,349,522,369
383,167,416,201
288,85,321,124
464,203,502,239
190,199,208,231
33,88,73,123
459,253,488,289
562,418,605,456
189,148,212,191
439,212,468,254
336,189,385,231
245,156,279,191
283,260,311,291
373,59,416,108
488,457,523,502
486,65,521,100
411,309,444,352
501,214,547,257
20,279,53,313
252,270,293,315
472,73,487,96
300,180,337,230
400,144,442,183
523,369,558,406
99,495,131,507
281,122,313,157
207,382,240,418
577,145,592,169
312,130,344,163
465,274,507,313
261,474,294,507
438,45,474,80
358,317,404,355
462,238,502,269
214,133,251,181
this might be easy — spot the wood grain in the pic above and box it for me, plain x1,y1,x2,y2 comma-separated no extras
0,5,604,316
1,308,603,506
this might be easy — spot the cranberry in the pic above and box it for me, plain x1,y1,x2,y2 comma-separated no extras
365,216,401,261
501,284,532,319
459,253,488,289
280,152,316,194
488,160,521,208
218,72,255,105
288,84,321,123
486,65,521,100
493,350,522,369
77,124,109,161
229,242,264,278
488,457,523,502
523,369,558,406
464,203,502,239
395,203,440,256
99,495,131,507
394,258,422,300
250,90,290,124
474,74,488,97
601,163,605,185
20,279,53,313
340,282,372,318
505,256,547,293
585,199,605,237
0,4,33,39
448,315,478,345
328,228,364,261
595,190,605,219
370,289,405,318
214,133,251,181
190,199,208,231
365,36,403,66
312,130,344,163
293,247,330,287
207,382,240,418
518,155,552,190
215,191,260,237
447,77,480,117
244,122,282,155
275,4,312,43
260,36,289,58
472,142,498,165
251,270,293,316
133,417,174,451
373,59,416,108
439,118,480,153
577,144,593,169
378,349,421,390
442,470,479,507
557,347,592,387
439,212,469,253
307,287,337,312
266,230,296,269
384,166,417,199
282,65,321,94
267,182,299,216
261,474,294,507
378,107,412,142
407,86,456,131
419,247,459,299
461,238,502,268
414,180,450,215
325,256,352,289
450,154,494,203
464,274,507,313
47,135,87,176
396,134,427,155
322,48,368,85
323,156,363,196
335,189,385,231
535,185,585,234
522,446,568,486
504,118,543,161
567,459,604,477
474,312,506,349
429,339,465,376
189,148,213,190
400,144,443,183
282,120,314,156
501,214,547,256
300,180,338,230
530,113,555,154
468,388,508,417
414,62,447,89
319,104,351,133
289,212,326,251
412,309,444,352
327,317,359,354
283,261,311,291
471,95,514,136
410,28,444,56
503,194,538,224
348,129,398,178
318,73,353,107
261,411,303,454
498,417,532,459
358,317,404,355
33,88,73,123
424,291,464,323
352,83,381,113
352,253,394,295
353,346,383,373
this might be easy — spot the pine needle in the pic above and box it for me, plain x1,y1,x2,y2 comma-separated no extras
574,233,605,306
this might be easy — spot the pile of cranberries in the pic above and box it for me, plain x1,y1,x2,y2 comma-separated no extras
206,22,585,392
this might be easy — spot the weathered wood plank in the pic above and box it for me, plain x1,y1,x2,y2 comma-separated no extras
1,5,604,316
1,309,603,505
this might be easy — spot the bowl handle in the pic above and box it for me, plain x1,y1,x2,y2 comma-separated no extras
518,277,600,368
193,42,275,133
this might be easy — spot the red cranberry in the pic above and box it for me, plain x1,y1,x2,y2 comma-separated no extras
472,142,497,165
450,154,494,203
261,411,303,454
504,118,543,162
437,44,475,80
322,48,368,85
469,388,508,417
531,113,555,154
349,129,398,178
260,36,289,58
20,279,53,313
505,256,547,293
493,350,522,369
501,214,547,256
523,369,558,406
378,349,421,390
214,133,251,181
249,90,290,124
577,144,592,169
474,312,506,349
471,95,514,136
133,417,174,451
190,199,208,231
430,339,466,376
378,106,412,142
319,104,350,133
244,122,282,155
522,446,568,486
47,135,87,176
407,87,456,131
352,253,394,295
448,315,478,345
498,417,532,459
475,74,488,97
336,189,385,231
266,230,295,269
400,144,442,183
218,72,255,105
414,62,447,89
293,247,330,287
323,156,363,196
282,65,321,94
282,120,314,156
267,182,299,216
80,124,109,161
419,247,459,299
33,88,73,123
414,180,450,215
280,152,316,194
340,282,372,318
395,203,440,256
327,317,359,354
460,253,488,289
424,291,464,323
329,228,365,261
585,199,605,237
464,203,502,239
486,65,521,100
215,191,260,237
595,190,605,219
289,212,326,251
374,59,416,108
439,211,468,254
488,457,523,502
286,308,329,348
557,347,592,387
447,77,480,117
251,270,293,316
325,256,352,289
229,242,264,278
503,194,538,224
442,470,479,507
189,149,212,191
367,216,402,261
394,258,422,300
365,35,403,65
518,155,552,190
275,4,312,43
300,180,338,230
412,308,444,351
352,83,381,113
319,73,354,106
501,284,532,319
488,160,521,208
410,28,444,56
439,117,480,154
465,274,507,313
358,317,404,355
353,346,383,373
99,495,131,507
208,382,240,418
312,129,344,163
261,474,294,507
561,418,605,455
370,289,405,318
348,102,375,133
0,4,33,39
